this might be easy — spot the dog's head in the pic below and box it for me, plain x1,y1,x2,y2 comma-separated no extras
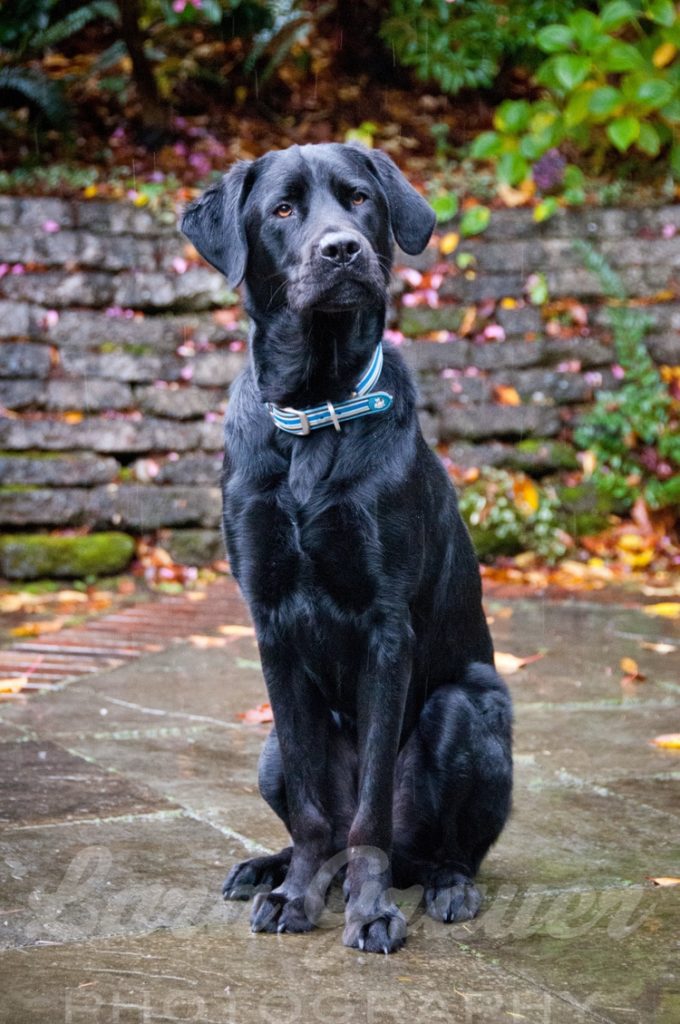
181,143,435,315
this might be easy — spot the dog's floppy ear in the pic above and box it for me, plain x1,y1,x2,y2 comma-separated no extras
181,160,252,287
367,149,436,255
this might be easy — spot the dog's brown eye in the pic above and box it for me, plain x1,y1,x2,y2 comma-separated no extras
274,203,293,218
351,193,367,206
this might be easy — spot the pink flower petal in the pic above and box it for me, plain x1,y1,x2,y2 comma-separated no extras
42,220,60,233
172,256,188,274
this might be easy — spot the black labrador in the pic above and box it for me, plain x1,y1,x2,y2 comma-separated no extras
182,143,512,954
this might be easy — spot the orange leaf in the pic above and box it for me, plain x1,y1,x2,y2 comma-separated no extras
651,734,680,749
495,651,545,675
512,476,540,515
63,411,83,424
439,232,459,255
648,876,680,887
497,180,534,207
188,634,228,648
218,625,256,638
639,641,677,655
493,385,521,406
459,307,477,336
643,603,680,619
0,676,26,695
238,702,273,724
620,656,646,684
10,618,64,638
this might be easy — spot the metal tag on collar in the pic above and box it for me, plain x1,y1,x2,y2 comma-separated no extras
282,406,310,435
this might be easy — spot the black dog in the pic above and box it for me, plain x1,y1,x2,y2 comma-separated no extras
182,143,512,954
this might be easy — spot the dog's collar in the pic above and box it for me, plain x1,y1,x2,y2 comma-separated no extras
266,343,393,437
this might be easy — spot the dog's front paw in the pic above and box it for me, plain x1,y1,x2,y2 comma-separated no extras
343,903,407,954
222,849,292,901
425,875,482,923
250,891,314,933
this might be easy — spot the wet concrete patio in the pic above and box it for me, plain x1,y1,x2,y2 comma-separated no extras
1,582,679,1024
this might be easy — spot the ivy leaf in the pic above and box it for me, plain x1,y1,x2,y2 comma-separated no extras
633,78,675,109
497,151,529,186
470,131,504,159
602,40,647,72
431,192,459,222
637,122,661,156
553,55,592,90
607,115,640,151
564,90,592,127
460,205,491,237
536,24,575,53
647,0,675,27
534,197,559,223
493,100,531,134
589,85,623,117
567,10,602,49
599,1,637,28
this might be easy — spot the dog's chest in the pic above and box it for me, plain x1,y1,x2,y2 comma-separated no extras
233,473,378,622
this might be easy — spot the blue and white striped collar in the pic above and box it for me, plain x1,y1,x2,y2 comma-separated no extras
267,343,393,437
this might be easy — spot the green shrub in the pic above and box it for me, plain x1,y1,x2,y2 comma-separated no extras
573,241,680,512
382,0,582,95
459,469,572,562
471,1,680,196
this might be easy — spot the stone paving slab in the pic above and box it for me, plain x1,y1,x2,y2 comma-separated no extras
0,585,679,1023
1,921,605,1024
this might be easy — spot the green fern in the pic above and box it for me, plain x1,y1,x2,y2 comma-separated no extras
32,0,120,50
0,66,68,126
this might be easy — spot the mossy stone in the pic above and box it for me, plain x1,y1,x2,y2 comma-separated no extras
399,306,464,337
556,482,619,536
0,532,135,580
160,529,223,566
512,439,579,473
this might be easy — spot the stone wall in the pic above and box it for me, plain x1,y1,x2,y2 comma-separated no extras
0,195,679,577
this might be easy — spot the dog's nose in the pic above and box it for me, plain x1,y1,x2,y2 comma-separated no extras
319,232,362,266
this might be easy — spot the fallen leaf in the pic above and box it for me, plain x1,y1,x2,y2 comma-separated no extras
0,677,26,695
185,591,207,602
459,306,477,336
188,634,228,648
512,476,540,515
493,385,521,406
648,876,680,887
238,702,273,724
10,618,64,638
651,734,680,749
218,625,256,638
495,651,545,675
497,179,535,207
580,450,597,478
639,641,677,655
643,603,680,619
439,232,459,255
620,656,646,684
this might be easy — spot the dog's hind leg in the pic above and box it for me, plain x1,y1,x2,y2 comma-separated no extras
222,728,292,900
393,664,512,923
